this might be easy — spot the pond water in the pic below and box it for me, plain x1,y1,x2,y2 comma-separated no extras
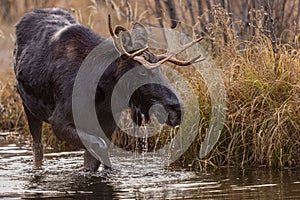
1,139,300,199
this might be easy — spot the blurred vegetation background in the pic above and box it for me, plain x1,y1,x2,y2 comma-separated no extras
0,0,299,170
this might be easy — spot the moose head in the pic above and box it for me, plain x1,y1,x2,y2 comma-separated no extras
103,16,203,128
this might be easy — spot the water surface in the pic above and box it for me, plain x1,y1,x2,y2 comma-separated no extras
1,135,300,199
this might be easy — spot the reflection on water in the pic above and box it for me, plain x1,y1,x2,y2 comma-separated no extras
1,142,300,199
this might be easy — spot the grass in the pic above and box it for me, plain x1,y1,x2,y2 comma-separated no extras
0,1,299,169
0,70,25,132
195,36,300,169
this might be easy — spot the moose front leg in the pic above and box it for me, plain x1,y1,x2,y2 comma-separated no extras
77,129,112,170
50,114,111,171
84,150,101,171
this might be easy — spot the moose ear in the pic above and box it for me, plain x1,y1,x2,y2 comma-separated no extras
120,31,134,52
114,25,134,52
131,23,148,50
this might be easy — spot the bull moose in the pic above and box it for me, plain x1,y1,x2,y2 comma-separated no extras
13,8,202,172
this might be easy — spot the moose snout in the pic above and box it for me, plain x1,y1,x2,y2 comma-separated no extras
165,103,184,127
148,102,183,127
130,84,184,127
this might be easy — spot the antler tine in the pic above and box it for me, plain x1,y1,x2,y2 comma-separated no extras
176,37,203,55
158,55,205,66
157,37,204,67
108,15,128,55
134,54,204,69
108,14,114,37
108,14,128,56
135,37,204,69
133,54,174,69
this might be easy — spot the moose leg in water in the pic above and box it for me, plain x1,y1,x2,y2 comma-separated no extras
23,104,43,168
49,106,112,171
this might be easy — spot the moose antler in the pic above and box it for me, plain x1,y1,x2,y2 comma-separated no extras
108,15,204,69
134,37,204,69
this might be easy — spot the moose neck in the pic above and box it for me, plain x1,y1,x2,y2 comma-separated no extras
95,61,131,140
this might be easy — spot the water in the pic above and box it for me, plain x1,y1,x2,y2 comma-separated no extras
1,139,300,199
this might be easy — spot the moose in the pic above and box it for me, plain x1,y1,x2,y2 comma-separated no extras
14,8,202,172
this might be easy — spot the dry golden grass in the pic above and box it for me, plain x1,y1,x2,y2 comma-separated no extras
175,8,300,169
199,37,300,169
0,70,24,132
